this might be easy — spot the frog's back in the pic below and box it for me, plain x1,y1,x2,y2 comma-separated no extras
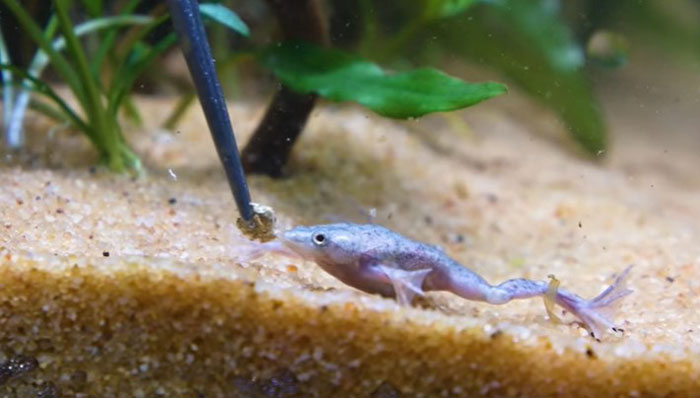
348,224,449,268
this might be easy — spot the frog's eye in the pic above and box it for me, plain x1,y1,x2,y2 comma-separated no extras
312,232,328,246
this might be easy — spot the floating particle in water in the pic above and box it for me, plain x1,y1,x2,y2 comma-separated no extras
102,251,110,257
368,208,377,220
168,197,177,205
0,354,39,385
168,169,178,181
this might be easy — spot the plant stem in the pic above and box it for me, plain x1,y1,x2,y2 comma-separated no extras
162,91,196,130
357,0,378,55
241,0,328,177
241,86,316,177
54,0,121,168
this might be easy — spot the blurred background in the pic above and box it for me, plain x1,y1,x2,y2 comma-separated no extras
1,0,699,168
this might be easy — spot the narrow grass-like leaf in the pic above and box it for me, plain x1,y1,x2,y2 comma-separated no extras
1,0,85,103
79,0,103,17
107,33,177,118
54,0,109,151
109,13,170,76
91,0,142,76
4,16,58,148
0,64,90,135
29,98,71,124
29,15,154,80
0,27,14,131
6,15,149,150
199,3,250,36
162,91,196,130
260,42,506,118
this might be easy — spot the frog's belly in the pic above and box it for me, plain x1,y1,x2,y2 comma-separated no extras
317,261,395,298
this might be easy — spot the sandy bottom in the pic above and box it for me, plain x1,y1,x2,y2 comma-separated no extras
1,53,700,397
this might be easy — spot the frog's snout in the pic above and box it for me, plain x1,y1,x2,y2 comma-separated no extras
280,228,305,245
279,227,313,257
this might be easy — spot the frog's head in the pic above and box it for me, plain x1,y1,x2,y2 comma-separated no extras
281,224,363,265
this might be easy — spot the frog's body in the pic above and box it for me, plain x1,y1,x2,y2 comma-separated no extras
281,223,632,339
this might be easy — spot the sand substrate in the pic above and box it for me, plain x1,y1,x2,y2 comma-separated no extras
1,57,700,397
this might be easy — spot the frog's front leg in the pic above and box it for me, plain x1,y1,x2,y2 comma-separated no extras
358,258,432,305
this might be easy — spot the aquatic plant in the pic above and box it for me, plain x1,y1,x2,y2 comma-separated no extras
2,0,697,179
1,0,506,176
0,0,246,172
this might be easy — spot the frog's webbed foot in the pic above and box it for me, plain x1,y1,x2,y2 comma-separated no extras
375,265,432,306
558,266,633,339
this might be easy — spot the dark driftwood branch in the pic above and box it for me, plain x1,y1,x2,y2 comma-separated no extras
241,0,328,177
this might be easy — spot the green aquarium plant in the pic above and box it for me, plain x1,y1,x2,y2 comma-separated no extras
8,0,690,178
344,0,608,157
0,0,171,172
1,0,507,177
0,0,247,173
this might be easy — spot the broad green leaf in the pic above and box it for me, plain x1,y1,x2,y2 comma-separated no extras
199,3,249,37
485,0,584,72
259,42,506,119
436,0,606,155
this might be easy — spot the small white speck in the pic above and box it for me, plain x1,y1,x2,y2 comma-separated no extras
168,169,177,181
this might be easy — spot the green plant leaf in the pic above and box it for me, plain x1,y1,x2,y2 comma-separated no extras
199,3,250,37
1,0,85,103
0,25,14,129
107,33,177,118
79,0,102,17
436,0,606,155
0,64,90,135
29,15,154,79
259,42,506,119
91,0,142,76
485,0,584,72
423,0,478,19
54,0,109,150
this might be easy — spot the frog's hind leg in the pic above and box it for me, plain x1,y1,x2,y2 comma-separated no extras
556,266,633,339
